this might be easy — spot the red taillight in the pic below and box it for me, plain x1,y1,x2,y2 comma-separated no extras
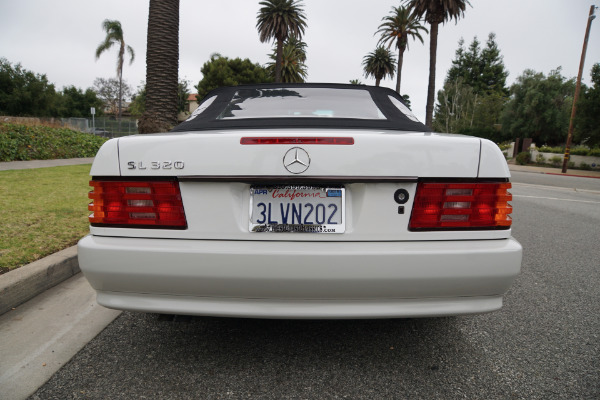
409,182,513,230
88,180,187,229
240,137,354,145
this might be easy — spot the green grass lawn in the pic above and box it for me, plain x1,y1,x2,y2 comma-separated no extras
0,164,92,273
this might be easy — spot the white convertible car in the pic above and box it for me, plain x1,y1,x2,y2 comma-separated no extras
78,83,522,319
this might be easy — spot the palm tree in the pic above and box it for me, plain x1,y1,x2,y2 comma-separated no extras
404,0,470,127
376,6,427,93
362,46,397,87
267,36,308,82
138,0,180,133
256,0,307,83
95,19,135,125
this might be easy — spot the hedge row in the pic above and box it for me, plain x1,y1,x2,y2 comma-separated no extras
0,122,107,162
537,145,600,157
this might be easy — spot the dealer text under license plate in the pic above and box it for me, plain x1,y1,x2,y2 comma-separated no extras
250,186,345,233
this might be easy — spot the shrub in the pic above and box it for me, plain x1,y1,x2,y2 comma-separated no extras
570,147,590,156
588,148,600,157
497,142,511,151
537,146,600,157
516,152,531,165
550,155,562,167
538,146,563,154
535,153,546,164
579,162,592,170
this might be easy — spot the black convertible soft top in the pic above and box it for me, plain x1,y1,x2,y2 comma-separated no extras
171,83,430,133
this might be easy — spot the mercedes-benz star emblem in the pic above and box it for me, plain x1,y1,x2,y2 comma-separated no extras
283,147,311,174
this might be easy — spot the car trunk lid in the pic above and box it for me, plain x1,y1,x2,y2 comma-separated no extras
105,130,482,179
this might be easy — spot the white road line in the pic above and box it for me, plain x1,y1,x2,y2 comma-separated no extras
513,194,600,204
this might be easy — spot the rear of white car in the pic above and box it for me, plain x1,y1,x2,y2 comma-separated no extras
78,84,522,318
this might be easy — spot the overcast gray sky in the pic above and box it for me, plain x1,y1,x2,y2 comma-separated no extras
1,0,599,121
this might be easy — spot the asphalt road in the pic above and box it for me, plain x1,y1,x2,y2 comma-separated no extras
29,173,600,400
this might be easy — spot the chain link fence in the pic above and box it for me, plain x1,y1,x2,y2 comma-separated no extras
88,117,139,138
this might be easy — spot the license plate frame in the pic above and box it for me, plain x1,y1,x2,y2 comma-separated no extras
249,185,345,233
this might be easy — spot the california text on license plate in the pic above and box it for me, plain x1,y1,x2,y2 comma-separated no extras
249,186,345,233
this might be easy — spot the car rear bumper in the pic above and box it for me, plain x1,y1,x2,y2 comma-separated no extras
78,235,522,318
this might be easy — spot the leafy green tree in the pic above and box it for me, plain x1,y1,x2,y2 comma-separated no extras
0,59,104,118
0,58,59,117
177,80,191,114
349,79,363,85
467,92,506,142
479,33,509,95
256,0,307,83
362,46,396,87
401,94,412,109
574,63,600,147
433,77,477,133
434,82,505,141
57,86,104,118
267,37,308,82
95,19,135,122
501,68,575,145
446,33,508,96
434,33,508,139
93,77,132,115
195,54,273,100
139,0,180,133
403,0,471,127
376,6,427,93
129,83,146,117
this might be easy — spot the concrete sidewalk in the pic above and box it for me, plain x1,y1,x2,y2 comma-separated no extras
0,273,121,400
0,157,94,171
508,163,600,178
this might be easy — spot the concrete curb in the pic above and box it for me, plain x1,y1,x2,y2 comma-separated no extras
543,172,600,179
0,246,79,316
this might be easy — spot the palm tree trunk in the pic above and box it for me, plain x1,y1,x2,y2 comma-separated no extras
375,77,381,87
396,48,405,94
118,68,123,134
275,38,283,83
139,0,180,134
425,22,439,128
117,42,125,134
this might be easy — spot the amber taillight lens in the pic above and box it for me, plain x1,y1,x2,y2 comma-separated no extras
88,180,187,229
409,182,513,230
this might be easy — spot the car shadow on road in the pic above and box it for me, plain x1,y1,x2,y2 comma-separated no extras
32,311,508,399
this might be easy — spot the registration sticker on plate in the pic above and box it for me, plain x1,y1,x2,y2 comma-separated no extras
249,186,345,233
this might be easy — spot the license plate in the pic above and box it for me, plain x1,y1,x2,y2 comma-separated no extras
249,186,345,233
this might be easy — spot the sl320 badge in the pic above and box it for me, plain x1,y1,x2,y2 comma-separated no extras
127,161,185,170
